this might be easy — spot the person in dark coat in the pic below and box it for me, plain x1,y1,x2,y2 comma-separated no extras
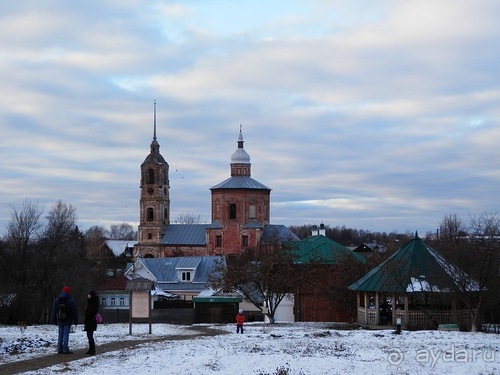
53,286,78,354
84,290,99,355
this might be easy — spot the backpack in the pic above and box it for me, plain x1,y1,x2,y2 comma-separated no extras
56,298,69,321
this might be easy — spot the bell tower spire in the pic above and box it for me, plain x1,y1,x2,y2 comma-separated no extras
153,100,157,141
136,102,170,257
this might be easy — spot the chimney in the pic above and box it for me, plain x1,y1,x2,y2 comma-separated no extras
319,223,326,236
311,225,319,236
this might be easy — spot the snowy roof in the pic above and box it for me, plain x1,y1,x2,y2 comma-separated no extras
125,256,226,293
151,286,178,299
104,240,138,256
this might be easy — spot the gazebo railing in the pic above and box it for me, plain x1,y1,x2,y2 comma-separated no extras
358,307,472,328
396,309,472,328
357,308,378,325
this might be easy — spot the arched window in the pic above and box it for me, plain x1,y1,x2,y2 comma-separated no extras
147,208,154,221
226,254,238,265
147,169,155,184
229,204,237,220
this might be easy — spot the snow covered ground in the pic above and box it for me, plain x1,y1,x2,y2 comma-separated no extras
1,322,499,374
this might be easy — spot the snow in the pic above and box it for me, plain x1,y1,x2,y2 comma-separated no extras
1,322,499,374
405,276,450,292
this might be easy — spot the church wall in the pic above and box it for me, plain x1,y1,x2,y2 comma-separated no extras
211,189,270,225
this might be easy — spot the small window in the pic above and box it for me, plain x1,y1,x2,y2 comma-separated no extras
229,204,237,219
216,235,222,247
148,232,152,239
110,297,116,306
119,297,125,306
242,235,249,247
181,271,192,281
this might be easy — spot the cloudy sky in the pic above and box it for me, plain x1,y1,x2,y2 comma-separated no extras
1,0,499,235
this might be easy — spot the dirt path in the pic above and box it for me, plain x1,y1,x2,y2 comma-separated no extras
0,326,228,375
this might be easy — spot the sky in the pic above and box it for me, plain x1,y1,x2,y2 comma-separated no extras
1,323,499,374
1,0,499,235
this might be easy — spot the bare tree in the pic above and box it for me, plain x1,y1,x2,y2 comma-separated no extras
210,245,298,323
36,201,82,322
85,225,109,257
2,200,44,323
109,223,136,240
173,213,203,224
439,213,467,241
437,212,500,331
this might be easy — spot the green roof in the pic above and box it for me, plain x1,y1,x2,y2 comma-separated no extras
348,233,478,293
292,235,366,264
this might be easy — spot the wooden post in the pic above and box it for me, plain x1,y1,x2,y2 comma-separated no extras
451,294,457,323
391,294,397,326
356,292,360,323
404,294,409,327
375,292,380,325
148,289,152,334
365,292,369,325
129,290,132,335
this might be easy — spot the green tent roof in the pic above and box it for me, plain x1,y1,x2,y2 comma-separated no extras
348,233,478,293
292,235,366,264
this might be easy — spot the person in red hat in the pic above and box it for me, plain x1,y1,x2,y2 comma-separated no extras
53,286,78,354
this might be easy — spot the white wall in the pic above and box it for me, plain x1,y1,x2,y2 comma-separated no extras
264,294,295,323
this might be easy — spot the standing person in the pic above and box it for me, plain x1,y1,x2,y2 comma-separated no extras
53,286,78,354
84,290,99,355
236,309,245,334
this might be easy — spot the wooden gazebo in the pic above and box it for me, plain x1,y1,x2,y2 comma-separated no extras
348,233,478,329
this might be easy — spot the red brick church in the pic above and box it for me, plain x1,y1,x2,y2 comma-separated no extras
134,108,298,259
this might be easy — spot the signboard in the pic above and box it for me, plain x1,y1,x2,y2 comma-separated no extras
131,291,150,318
125,278,154,334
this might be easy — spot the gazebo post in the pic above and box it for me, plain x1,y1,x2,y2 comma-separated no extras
452,294,457,322
356,292,361,323
404,294,409,327
375,292,380,325
391,294,397,325
363,292,369,325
